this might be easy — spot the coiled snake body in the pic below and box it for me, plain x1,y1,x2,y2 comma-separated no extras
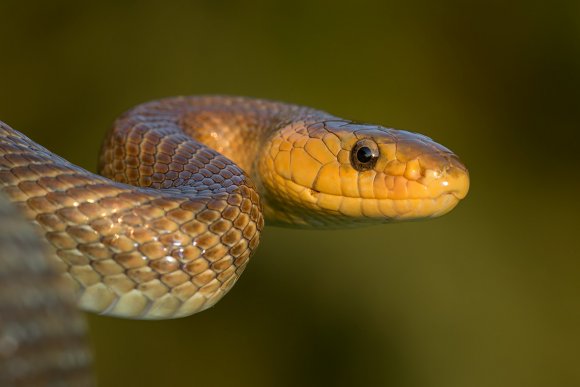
0,96,469,384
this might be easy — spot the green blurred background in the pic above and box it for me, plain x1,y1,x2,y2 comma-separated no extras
1,1,579,386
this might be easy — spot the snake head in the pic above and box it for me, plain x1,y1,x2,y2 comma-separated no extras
257,120,469,227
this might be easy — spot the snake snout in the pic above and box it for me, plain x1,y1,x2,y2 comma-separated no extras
445,159,470,200
388,130,469,198
413,151,469,201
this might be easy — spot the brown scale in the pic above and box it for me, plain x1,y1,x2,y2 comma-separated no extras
0,97,270,320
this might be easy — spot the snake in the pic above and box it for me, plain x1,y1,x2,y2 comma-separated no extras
0,96,468,383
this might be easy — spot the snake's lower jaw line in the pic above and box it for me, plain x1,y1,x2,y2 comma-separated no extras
425,194,460,219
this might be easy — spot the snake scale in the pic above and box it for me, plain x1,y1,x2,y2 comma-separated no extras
0,96,469,385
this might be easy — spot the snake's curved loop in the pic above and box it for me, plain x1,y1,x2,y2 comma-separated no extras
0,96,469,321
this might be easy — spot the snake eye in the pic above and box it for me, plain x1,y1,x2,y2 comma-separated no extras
350,139,379,171
356,147,373,163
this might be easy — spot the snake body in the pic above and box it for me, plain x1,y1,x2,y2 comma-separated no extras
0,96,469,322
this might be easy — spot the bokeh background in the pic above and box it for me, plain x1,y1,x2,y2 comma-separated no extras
1,1,579,386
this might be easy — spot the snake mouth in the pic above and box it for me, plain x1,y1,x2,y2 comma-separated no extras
298,187,464,222
297,163,469,222
450,190,467,200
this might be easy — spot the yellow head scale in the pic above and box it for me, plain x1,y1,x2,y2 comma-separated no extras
257,120,470,227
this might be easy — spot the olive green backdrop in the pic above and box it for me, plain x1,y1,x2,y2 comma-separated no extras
1,1,578,386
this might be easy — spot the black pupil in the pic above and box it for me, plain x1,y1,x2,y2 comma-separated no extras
356,146,373,163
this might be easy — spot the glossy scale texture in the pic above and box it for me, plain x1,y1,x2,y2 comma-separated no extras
0,96,468,321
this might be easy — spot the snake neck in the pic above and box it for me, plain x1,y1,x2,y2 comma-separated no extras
119,96,336,227
175,96,329,173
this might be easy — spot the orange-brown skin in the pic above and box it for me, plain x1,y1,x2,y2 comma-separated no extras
0,96,469,320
